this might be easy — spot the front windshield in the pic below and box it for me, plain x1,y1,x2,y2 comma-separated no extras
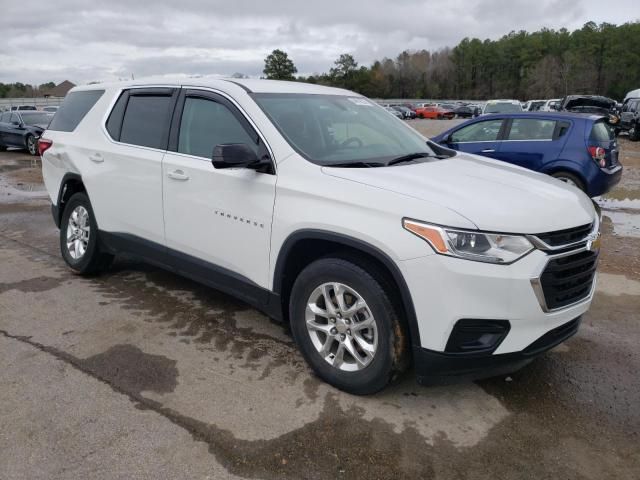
484,103,522,113
20,112,53,126
252,93,434,166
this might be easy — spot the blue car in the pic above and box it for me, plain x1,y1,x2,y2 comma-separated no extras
431,112,622,197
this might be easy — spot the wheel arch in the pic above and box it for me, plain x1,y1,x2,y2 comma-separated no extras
273,229,420,350
53,173,87,228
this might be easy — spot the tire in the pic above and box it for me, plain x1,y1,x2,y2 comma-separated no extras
418,113,424,119
437,115,442,120
630,124,640,142
551,171,586,192
60,192,113,275
289,257,407,395
0,143,6,152
25,134,37,156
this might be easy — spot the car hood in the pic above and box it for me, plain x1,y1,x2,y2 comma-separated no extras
322,154,595,234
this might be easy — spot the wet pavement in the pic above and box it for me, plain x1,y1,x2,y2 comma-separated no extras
1,124,639,479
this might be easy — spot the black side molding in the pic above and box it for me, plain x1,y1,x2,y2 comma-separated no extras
99,231,283,321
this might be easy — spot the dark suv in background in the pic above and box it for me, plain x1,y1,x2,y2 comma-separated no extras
619,96,640,141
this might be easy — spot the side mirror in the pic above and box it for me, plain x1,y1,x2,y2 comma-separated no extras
442,133,452,144
11,121,21,127
211,143,271,171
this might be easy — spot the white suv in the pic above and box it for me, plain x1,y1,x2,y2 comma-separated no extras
40,79,600,394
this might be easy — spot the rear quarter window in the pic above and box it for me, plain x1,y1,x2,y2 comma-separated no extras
47,90,104,132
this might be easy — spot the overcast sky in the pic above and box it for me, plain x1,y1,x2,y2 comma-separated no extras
1,0,638,85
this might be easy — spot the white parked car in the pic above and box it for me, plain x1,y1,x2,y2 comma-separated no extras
482,99,523,114
40,79,600,394
540,98,561,111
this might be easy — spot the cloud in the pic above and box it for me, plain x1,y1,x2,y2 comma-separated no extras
1,0,637,84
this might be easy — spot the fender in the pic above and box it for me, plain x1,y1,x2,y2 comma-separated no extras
273,229,421,348
51,172,84,228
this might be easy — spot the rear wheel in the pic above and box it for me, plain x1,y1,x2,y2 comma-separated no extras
289,257,407,395
60,192,113,275
25,134,37,156
551,171,586,192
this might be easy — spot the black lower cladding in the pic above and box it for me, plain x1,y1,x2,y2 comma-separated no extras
415,316,581,384
98,231,283,321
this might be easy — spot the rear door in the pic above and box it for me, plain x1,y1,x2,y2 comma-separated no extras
446,118,505,159
87,87,178,246
496,118,565,171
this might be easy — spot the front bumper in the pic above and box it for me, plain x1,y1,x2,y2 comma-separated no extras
414,316,581,384
399,244,596,382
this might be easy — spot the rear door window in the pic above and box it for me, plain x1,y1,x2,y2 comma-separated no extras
450,119,503,142
506,119,556,140
119,92,175,149
48,90,104,132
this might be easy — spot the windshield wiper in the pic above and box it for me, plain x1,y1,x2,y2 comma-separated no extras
386,152,444,166
323,161,386,168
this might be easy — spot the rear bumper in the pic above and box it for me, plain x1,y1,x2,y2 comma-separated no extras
414,316,581,384
587,164,622,197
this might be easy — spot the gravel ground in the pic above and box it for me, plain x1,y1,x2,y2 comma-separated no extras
1,121,639,479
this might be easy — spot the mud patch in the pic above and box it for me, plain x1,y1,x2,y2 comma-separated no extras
79,344,179,395
0,275,65,294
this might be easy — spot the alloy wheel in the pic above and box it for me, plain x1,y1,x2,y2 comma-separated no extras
305,282,378,372
66,206,90,260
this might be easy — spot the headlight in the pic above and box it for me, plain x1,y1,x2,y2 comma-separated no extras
403,219,534,264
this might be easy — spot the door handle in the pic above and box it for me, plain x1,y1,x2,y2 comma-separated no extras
167,169,189,181
89,153,104,163
480,149,495,153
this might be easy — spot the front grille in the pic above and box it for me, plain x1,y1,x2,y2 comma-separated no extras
536,223,593,247
540,250,598,309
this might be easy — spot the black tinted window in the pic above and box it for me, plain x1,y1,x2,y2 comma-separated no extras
48,90,104,132
120,95,173,149
106,92,129,140
178,97,256,158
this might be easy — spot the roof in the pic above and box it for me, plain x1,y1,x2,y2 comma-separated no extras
71,77,356,96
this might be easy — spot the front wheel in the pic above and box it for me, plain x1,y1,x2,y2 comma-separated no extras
630,124,639,142
26,135,37,156
60,192,113,275
289,257,407,395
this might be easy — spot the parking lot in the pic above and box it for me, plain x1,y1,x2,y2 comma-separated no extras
1,118,639,479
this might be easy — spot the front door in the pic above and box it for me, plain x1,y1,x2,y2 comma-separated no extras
446,118,505,160
162,89,276,293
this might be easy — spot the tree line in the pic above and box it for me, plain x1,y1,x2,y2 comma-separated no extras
0,82,57,99
264,21,640,101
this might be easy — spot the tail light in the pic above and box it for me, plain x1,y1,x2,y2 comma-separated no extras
588,146,606,168
38,138,53,156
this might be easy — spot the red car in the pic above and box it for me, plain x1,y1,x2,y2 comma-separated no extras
415,106,455,119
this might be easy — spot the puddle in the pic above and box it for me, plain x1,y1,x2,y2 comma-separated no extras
602,210,640,238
